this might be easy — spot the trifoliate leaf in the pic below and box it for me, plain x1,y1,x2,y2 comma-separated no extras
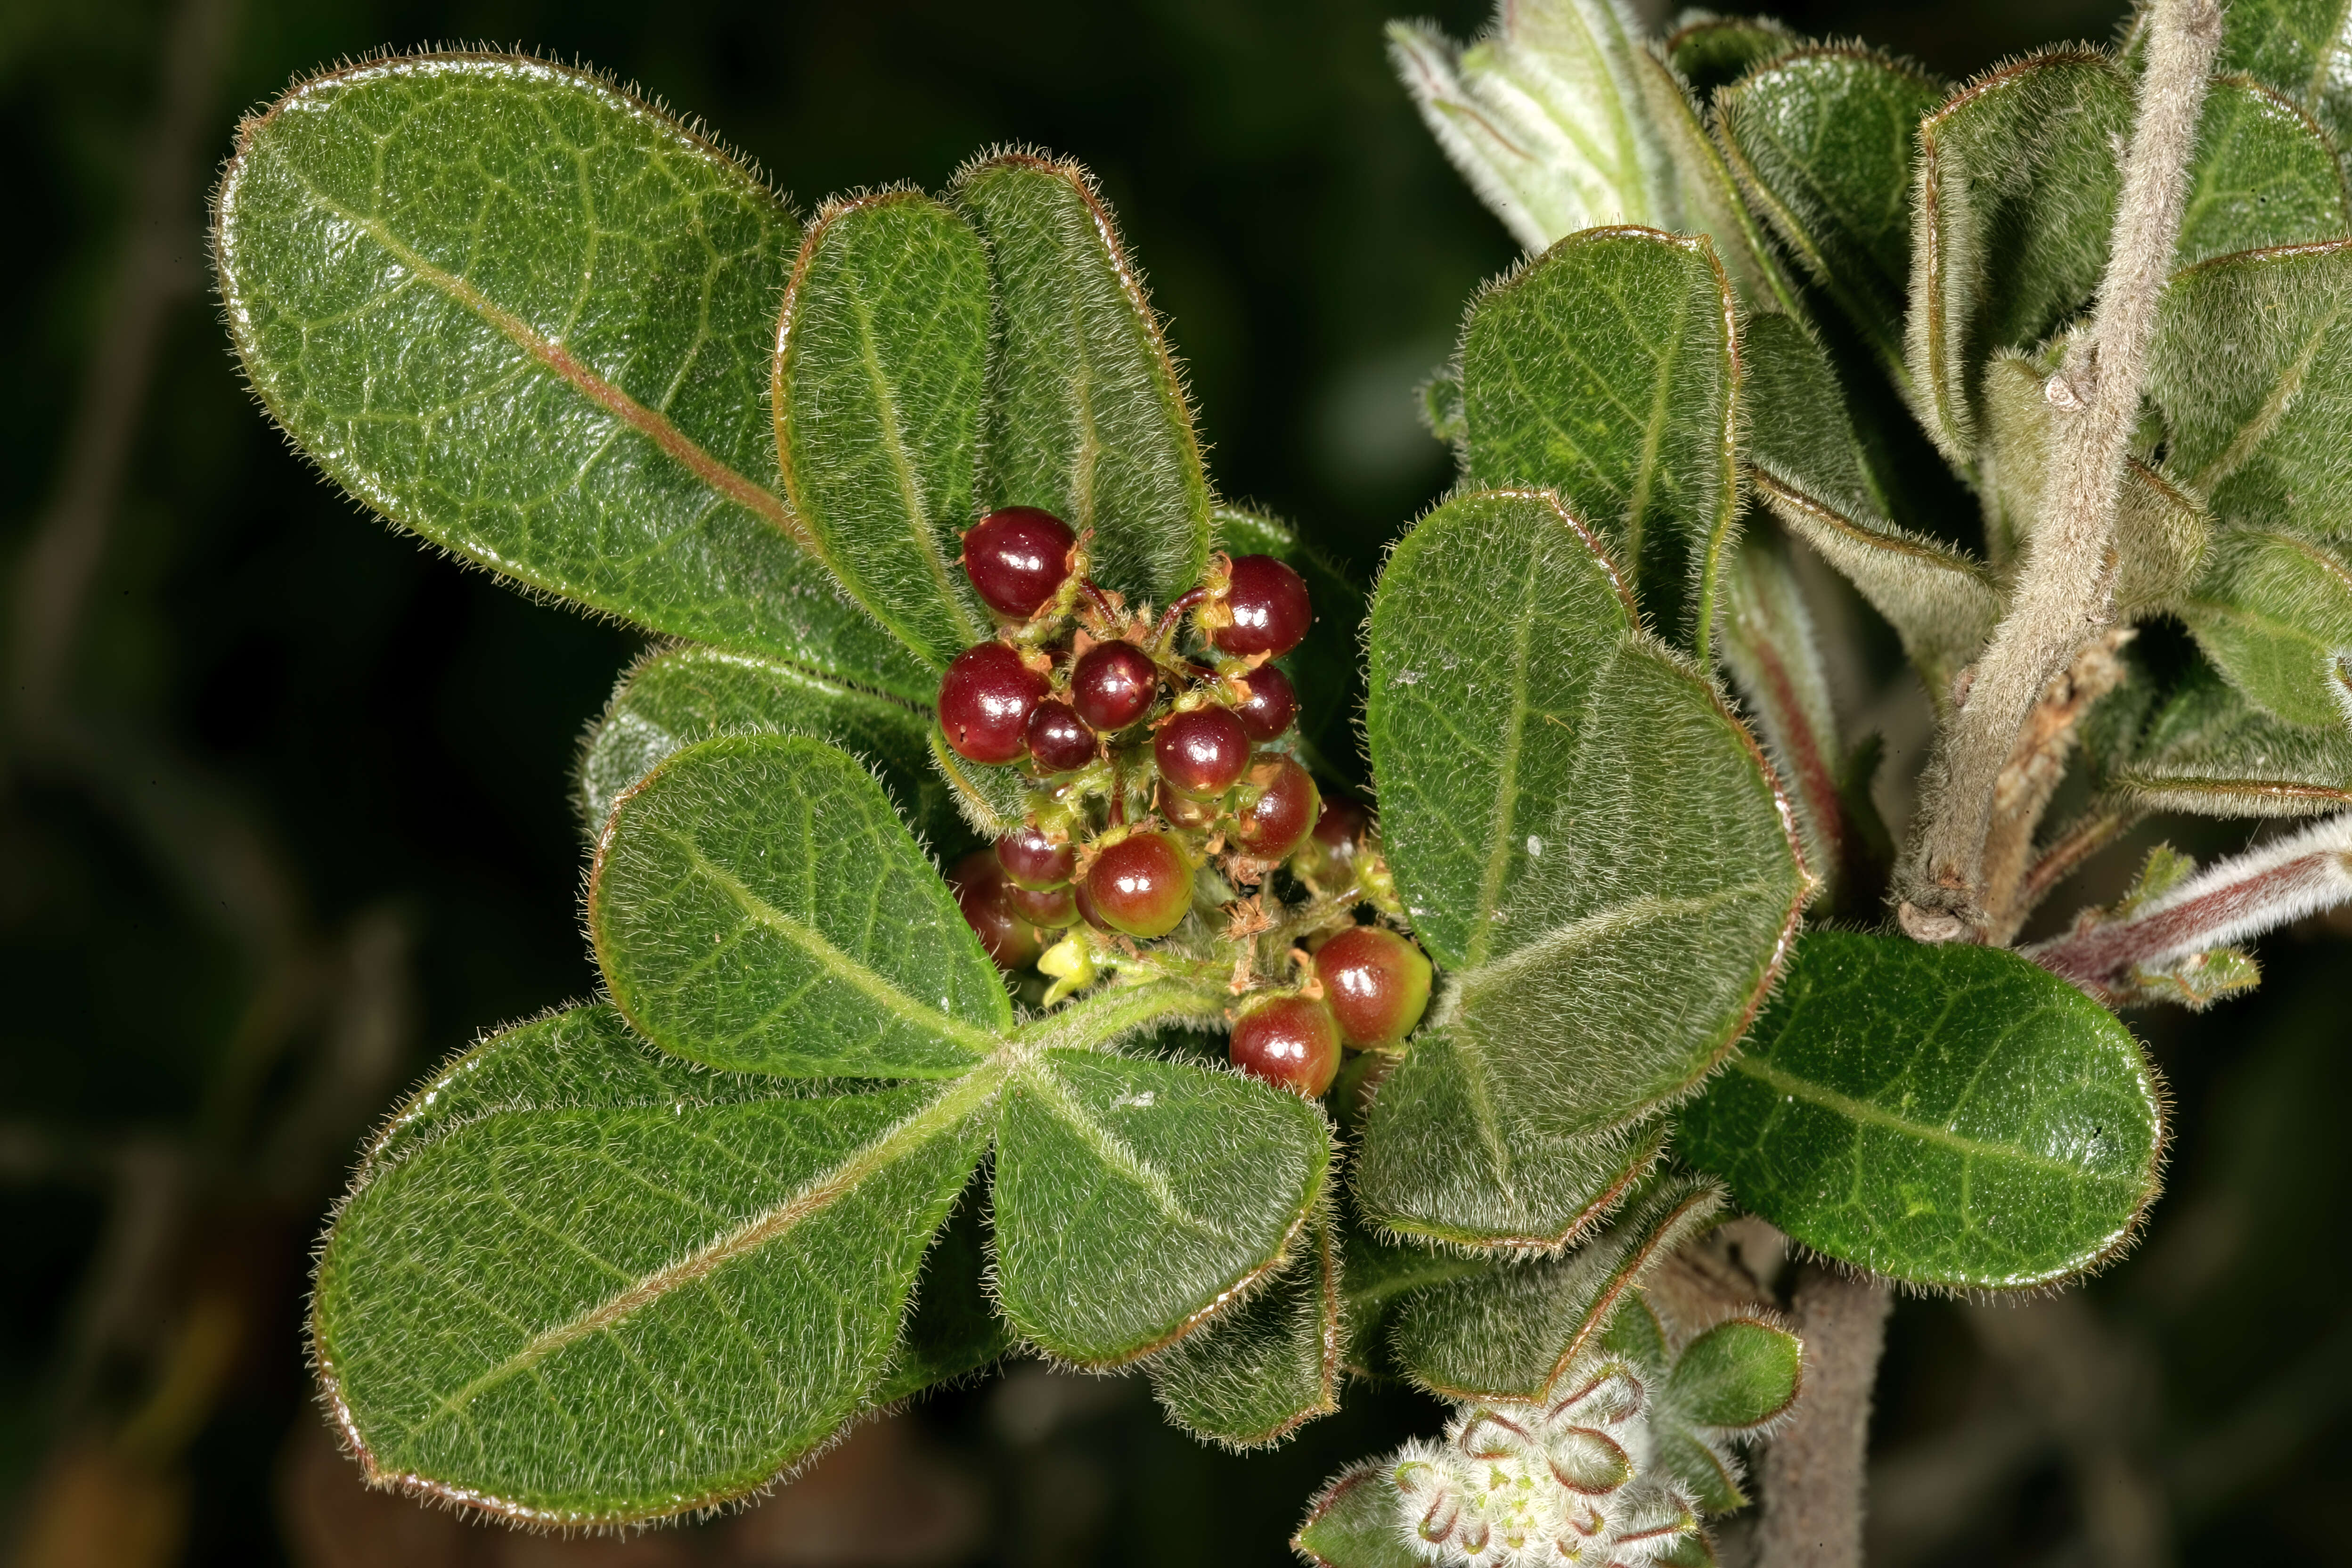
212,54,930,702
1677,930,2166,1289
2178,527,2352,731
1150,1212,1341,1448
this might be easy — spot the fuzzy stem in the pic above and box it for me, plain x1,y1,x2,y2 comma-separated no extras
1756,1264,1894,1568
1905,0,2222,938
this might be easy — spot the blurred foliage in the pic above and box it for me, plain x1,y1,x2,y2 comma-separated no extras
3,0,2350,1563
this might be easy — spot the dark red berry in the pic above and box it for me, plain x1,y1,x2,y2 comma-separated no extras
948,851,1041,970
1025,700,1097,773
1155,706,1252,799
962,507,1076,619
1085,830,1193,939
1313,796,1373,853
1233,664,1298,741
1155,780,1219,830
1072,874,1112,932
1228,995,1342,1096
1004,880,1078,929
996,825,1076,890
1233,757,1320,860
939,642,1047,764
1315,926,1433,1046
1212,555,1312,657
1070,642,1161,733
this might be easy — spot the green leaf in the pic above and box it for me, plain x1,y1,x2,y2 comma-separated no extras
1716,48,1944,371
2148,239,2352,553
1336,1223,1489,1374
1719,534,1843,887
1294,1462,1419,1568
990,1049,1331,1366
1386,1176,1724,1400
1664,13,1801,96
869,1174,1012,1405
1907,51,2131,461
579,645,952,844
2179,527,2352,729
313,1004,992,1524
2214,0,2352,150
1213,506,1369,785
775,192,991,666
1666,1317,1804,1430
2176,77,2352,267
2107,660,2352,815
950,154,1211,610
1745,313,2000,697
589,733,1007,1078
1633,46,1804,314
927,726,1037,839
1459,230,1743,650
1149,1213,1341,1448
1357,490,1804,1244
1598,1290,1669,1368
1676,930,2166,1289
212,55,929,703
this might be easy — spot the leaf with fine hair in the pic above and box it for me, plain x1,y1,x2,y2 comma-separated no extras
1664,11,1802,95
990,1050,1331,1367
950,154,1211,611
1676,930,2166,1289
2177,527,2352,731
1149,1213,1342,1448
2175,77,2352,267
1666,1318,1805,1430
775,191,992,666
1458,229,1744,651
1386,1176,1724,1400
1336,1225,1489,1375
1213,506,1370,786
1293,1461,1421,1568
1356,490,1805,1247
1715,47,1945,374
1632,45,1802,313
2212,0,2352,150
868,1172,1012,1405
312,1004,993,1526
1744,311,1999,701
212,54,930,703
2106,660,2352,816
578,645,952,844
1718,534,1844,889
589,734,1008,1078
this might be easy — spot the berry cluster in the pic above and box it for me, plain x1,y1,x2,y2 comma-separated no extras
936,506,1432,1097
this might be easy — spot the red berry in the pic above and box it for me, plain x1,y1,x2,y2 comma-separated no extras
1071,874,1112,932
1212,555,1312,657
1233,664,1298,741
996,825,1076,890
1025,699,1097,773
948,851,1041,970
962,507,1076,619
1085,830,1193,939
1155,706,1251,799
1004,879,1078,929
1313,795,1373,853
1315,926,1433,1046
1233,757,1320,859
1228,995,1342,1096
939,642,1047,764
1155,779,1219,830
1070,642,1161,733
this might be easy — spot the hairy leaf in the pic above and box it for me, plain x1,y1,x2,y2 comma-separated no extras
1596,1297,1748,1511
1907,51,2130,461
578,645,950,843
1337,1224,1489,1374
2214,0,2352,150
1633,46,1801,313
775,192,992,665
1294,1462,1419,1568
990,1050,1330,1366
1386,1176,1724,1400
1666,1317,1804,1430
1720,535,1844,889
1214,506,1369,785
2149,239,2352,552
951,154,1210,610
212,54,929,702
313,1004,991,1524
869,1174,1011,1405
589,734,1007,1077
2107,661,2352,815
2179,527,2352,730
2176,77,2352,267
1459,229,1743,648
1358,490,1803,1245
1716,48,1944,369
927,727,1037,840
1744,313,1999,696
1150,1213,1341,1448
1664,13,1801,95
1677,930,2165,1289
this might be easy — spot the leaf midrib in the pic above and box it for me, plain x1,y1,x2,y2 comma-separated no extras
1461,884,1779,1000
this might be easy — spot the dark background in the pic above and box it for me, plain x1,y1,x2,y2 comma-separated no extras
6,0,2350,1563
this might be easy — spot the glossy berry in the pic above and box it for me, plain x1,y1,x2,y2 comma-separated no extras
1070,642,1161,733
1154,706,1252,799
1155,780,1219,830
939,642,1047,764
1313,796,1372,853
1004,880,1078,929
962,506,1076,618
1233,664,1298,741
1025,700,1097,773
1232,757,1320,860
1228,995,1342,1096
1071,874,1111,933
1085,830,1193,939
1315,926,1434,1046
947,851,1041,970
1212,555,1312,657
996,825,1076,890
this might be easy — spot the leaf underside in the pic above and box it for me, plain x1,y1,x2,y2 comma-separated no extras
2107,661,2352,816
